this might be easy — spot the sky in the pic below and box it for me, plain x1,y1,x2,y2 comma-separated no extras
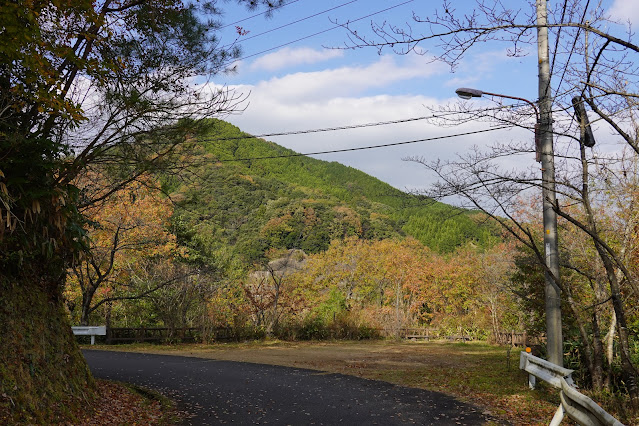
200,0,636,196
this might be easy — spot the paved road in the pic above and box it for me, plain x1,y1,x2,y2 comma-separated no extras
83,350,502,425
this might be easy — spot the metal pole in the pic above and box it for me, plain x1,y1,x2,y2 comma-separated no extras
536,0,563,367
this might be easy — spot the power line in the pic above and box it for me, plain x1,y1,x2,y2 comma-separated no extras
198,104,529,144
222,0,360,49
217,126,512,162
225,0,414,65
548,0,568,83
219,0,302,30
199,115,432,143
556,0,591,95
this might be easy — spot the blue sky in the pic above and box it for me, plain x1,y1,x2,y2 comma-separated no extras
201,0,636,194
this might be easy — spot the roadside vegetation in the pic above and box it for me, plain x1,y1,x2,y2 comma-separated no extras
82,339,637,425
0,376,174,426
3,0,639,424
63,119,639,425
71,380,177,426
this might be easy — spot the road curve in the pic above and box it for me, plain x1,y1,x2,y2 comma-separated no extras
83,350,502,425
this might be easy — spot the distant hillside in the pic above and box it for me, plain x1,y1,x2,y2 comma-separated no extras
166,119,499,268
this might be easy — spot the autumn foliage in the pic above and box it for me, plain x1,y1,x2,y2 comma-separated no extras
65,174,181,326
205,237,519,339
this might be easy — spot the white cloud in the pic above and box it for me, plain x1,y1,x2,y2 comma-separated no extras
444,76,480,89
444,48,536,93
608,0,639,27
206,55,540,194
221,97,529,192
247,55,446,103
249,47,344,72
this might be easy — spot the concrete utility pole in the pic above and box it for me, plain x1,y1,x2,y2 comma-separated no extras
536,0,563,367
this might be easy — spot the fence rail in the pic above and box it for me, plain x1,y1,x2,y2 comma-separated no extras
104,327,234,344
492,330,546,347
493,330,529,346
378,328,475,341
519,351,624,425
74,326,531,345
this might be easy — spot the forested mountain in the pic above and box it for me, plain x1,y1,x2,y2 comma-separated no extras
166,119,499,268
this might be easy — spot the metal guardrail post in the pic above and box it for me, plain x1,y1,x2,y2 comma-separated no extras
519,350,575,389
520,351,625,425
71,326,107,345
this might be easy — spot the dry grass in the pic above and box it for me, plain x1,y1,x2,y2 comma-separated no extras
85,339,565,425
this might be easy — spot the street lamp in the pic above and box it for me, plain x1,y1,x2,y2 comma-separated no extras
456,87,563,367
456,88,541,161
455,88,539,121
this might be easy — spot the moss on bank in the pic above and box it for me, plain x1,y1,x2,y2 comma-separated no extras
0,277,95,424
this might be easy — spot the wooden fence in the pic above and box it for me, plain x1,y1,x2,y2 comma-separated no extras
400,328,435,340
379,328,475,341
384,328,541,346
84,326,538,346
97,326,475,343
491,330,544,347
105,327,234,344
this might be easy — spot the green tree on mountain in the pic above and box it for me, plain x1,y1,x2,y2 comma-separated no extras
0,0,283,421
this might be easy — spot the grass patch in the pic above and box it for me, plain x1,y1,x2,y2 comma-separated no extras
124,382,176,412
85,339,639,424
85,340,568,424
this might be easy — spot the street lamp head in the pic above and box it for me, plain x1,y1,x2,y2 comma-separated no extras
455,87,484,100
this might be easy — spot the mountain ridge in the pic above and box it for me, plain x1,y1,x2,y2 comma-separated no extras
168,119,499,268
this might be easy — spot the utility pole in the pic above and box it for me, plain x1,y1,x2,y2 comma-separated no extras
536,0,563,367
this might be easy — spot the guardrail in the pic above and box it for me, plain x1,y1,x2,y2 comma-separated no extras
519,351,624,425
519,349,575,389
71,326,106,345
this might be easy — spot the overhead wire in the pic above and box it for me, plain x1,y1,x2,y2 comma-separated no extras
552,0,591,97
198,115,434,143
216,126,513,162
547,0,592,140
557,0,591,94
66,103,543,151
548,0,568,86
197,103,532,144
221,0,361,49
219,0,303,30
223,0,414,66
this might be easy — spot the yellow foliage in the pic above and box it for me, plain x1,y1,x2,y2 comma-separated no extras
65,173,181,324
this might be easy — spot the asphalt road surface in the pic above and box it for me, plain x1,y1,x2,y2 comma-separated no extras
83,350,502,425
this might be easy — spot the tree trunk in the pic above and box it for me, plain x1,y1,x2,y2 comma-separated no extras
565,288,604,390
80,285,98,326
576,138,637,401
604,311,617,390
105,300,113,329
0,271,95,423
596,244,639,404
611,289,639,405
590,309,605,390
266,273,282,336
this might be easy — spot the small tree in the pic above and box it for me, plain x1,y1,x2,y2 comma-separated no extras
243,248,307,335
0,0,284,421
342,0,639,400
65,174,180,326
